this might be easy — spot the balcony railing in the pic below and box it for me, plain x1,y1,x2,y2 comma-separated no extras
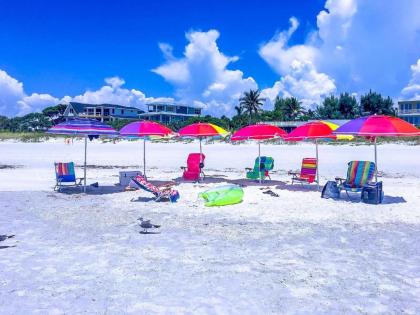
398,109,420,115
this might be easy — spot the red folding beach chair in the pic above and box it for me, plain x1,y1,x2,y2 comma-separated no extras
181,153,205,181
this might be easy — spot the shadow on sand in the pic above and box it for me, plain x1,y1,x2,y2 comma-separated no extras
57,184,126,195
173,175,287,187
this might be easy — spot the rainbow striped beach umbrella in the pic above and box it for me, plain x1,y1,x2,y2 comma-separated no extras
334,115,420,181
47,118,118,192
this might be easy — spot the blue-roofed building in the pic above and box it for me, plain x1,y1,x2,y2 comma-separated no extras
397,100,420,126
63,102,144,122
139,102,202,124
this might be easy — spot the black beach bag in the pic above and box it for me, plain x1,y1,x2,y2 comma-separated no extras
321,181,340,199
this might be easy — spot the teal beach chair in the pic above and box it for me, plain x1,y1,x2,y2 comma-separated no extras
246,156,274,181
54,162,83,192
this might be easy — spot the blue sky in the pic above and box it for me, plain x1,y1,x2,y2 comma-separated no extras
1,0,419,117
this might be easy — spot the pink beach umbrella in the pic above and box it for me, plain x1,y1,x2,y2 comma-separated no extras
231,124,288,183
119,121,174,178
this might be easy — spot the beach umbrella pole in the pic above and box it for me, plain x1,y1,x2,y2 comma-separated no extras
143,137,146,179
258,141,261,184
84,135,87,193
374,137,378,182
315,138,319,191
199,137,203,181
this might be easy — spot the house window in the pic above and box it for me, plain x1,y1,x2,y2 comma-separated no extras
87,108,94,115
194,108,201,115
121,109,125,115
69,108,74,114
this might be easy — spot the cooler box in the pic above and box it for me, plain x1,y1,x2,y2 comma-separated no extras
119,171,142,186
361,182,383,204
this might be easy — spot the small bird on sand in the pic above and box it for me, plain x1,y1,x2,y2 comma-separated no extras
0,235,15,242
137,218,161,234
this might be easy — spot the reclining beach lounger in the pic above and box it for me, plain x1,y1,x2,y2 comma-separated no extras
181,153,205,181
335,161,375,199
54,162,83,192
130,174,179,202
289,158,318,185
246,156,274,181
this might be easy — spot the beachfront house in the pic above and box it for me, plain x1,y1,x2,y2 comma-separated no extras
397,100,420,126
139,102,202,124
63,102,143,122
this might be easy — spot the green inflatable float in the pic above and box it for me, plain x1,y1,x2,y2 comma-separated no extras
199,184,244,207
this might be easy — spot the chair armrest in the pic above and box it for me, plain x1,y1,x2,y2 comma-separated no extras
245,168,252,171
180,166,186,170
76,177,84,184
288,170,299,176
335,177,345,184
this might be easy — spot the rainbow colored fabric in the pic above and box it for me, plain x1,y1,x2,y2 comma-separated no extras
299,158,317,183
342,161,375,191
55,162,76,182
178,122,228,137
47,118,118,136
131,175,179,202
334,115,420,137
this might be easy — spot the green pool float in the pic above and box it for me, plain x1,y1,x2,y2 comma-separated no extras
199,184,244,207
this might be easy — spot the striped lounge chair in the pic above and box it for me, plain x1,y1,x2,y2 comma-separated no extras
335,161,375,198
54,162,83,192
130,174,180,202
246,156,274,181
289,158,318,185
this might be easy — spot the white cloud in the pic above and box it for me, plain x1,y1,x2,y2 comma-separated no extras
153,29,257,116
259,18,335,107
17,93,59,116
260,0,420,106
0,71,171,117
0,70,58,117
263,60,336,108
401,59,420,100
71,76,153,108
259,17,319,75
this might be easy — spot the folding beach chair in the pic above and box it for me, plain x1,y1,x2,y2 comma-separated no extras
246,156,274,181
289,158,318,185
181,153,205,181
54,162,83,192
130,174,179,202
335,161,375,198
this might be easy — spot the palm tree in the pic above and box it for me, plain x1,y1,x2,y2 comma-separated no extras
239,89,266,124
234,105,244,116
282,97,304,120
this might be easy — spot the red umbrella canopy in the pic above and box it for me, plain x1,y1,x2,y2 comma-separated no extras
285,122,334,141
334,115,420,137
178,122,228,137
119,120,173,137
231,124,287,141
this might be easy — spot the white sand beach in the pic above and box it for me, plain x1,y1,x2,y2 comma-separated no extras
1,140,419,314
